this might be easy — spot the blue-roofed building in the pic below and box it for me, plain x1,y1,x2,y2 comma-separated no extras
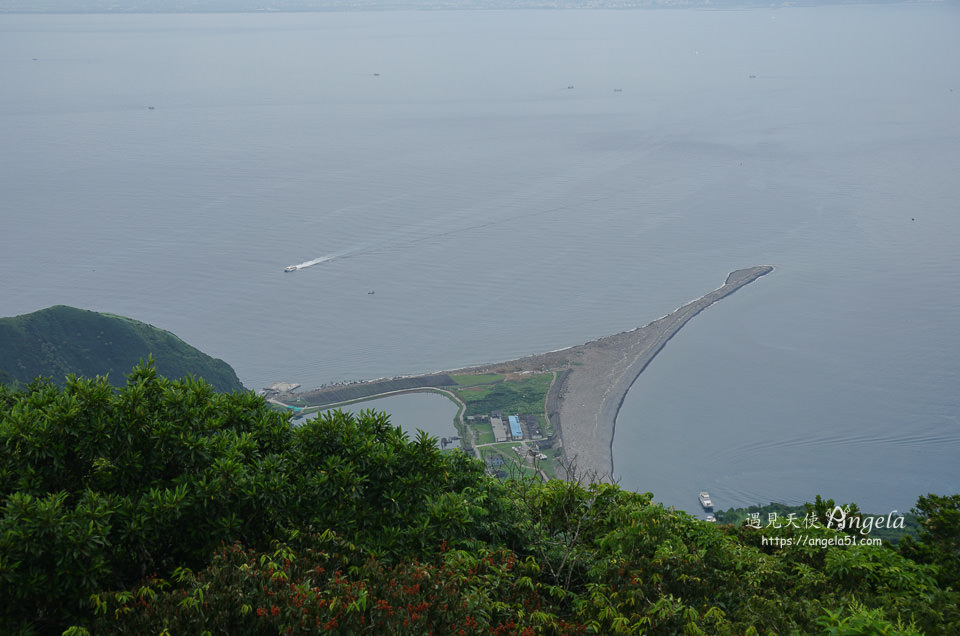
508,415,523,440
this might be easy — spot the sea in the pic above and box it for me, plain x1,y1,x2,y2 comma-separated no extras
2,4,958,515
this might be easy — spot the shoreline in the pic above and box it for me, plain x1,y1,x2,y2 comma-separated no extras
281,266,773,479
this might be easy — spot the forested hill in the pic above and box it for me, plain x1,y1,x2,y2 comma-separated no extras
0,305,244,392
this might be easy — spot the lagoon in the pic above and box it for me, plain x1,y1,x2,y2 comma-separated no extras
312,393,460,448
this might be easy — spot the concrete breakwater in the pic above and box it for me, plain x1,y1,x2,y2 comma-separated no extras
278,266,772,479
287,374,456,409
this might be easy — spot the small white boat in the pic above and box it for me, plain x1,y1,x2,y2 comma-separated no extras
699,491,713,510
284,266,297,272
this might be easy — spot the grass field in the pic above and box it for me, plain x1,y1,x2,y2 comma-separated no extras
461,373,552,417
451,373,504,386
471,420,495,445
453,384,496,402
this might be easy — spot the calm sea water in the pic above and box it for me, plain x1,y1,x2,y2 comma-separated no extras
2,6,958,513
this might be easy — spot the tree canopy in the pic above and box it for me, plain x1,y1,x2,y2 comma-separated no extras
1,363,957,634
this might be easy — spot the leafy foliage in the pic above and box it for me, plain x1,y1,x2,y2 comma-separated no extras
1,363,958,634
85,534,589,635
0,362,510,632
86,487,957,635
899,493,960,588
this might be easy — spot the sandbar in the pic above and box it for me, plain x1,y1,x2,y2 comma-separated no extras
284,266,772,479
444,266,772,478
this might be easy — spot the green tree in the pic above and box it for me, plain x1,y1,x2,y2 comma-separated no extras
0,362,506,633
805,494,863,535
900,493,960,587
5,362,960,634
0,363,296,631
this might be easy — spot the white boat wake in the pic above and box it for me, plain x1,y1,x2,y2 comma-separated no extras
284,255,334,272
283,246,367,272
297,255,335,269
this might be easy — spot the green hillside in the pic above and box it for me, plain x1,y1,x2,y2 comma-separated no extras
0,305,244,392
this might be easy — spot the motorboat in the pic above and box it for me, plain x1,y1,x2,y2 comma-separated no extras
284,266,297,272
699,491,713,510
